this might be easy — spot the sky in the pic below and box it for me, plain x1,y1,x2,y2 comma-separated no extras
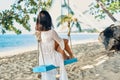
0,0,16,10
0,0,120,34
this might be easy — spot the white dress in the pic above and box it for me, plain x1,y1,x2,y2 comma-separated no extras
38,29,68,80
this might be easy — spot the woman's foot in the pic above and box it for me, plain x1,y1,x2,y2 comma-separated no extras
63,52,75,60
69,55,74,59
62,53,70,60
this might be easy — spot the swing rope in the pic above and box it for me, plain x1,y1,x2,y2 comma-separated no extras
37,0,42,66
67,0,72,49
38,35,46,66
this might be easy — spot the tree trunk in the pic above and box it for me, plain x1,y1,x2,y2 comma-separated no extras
96,0,117,22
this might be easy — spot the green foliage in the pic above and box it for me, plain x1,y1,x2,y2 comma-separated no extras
56,0,81,32
56,14,73,27
76,22,81,32
0,0,53,34
61,0,74,15
88,0,120,19
41,0,53,10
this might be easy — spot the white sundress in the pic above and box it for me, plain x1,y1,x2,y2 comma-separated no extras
38,29,68,80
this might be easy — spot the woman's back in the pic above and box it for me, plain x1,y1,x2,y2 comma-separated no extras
40,30,55,53
41,30,53,43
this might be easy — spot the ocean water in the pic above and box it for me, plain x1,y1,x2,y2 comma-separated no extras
0,33,99,53
0,34,37,52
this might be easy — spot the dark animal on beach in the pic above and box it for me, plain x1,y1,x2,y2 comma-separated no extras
98,24,120,51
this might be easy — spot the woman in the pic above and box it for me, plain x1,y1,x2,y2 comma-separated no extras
35,10,68,80
35,12,74,60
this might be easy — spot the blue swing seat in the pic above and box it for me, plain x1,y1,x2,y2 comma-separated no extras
33,64,58,72
33,58,78,73
64,58,78,65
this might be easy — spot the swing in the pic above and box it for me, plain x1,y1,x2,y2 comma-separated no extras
33,0,78,73
33,36,78,73
33,43,78,73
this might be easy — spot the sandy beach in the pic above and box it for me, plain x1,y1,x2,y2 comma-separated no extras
0,41,120,80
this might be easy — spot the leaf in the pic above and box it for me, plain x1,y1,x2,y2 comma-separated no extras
62,4,66,7
56,15,66,21
22,22,31,31
94,4,99,8
17,5,22,10
71,22,75,27
33,17,37,22
56,21,62,27
15,30,21,34
17,0,23,4
1,29,6,34
76,22,81,32
62,4,74,15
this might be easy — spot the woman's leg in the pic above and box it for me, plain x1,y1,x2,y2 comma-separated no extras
55,41,69,60
55,39,74,60
63,39,74,58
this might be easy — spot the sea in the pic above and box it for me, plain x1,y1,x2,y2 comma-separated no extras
0,33,99,54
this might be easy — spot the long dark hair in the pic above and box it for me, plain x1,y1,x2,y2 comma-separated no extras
36,10,53,31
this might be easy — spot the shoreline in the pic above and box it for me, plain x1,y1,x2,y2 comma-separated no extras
0,40,99,58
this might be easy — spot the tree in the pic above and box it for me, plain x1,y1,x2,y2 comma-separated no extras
56,0,81,35
0,0,53,34
88,0,120,22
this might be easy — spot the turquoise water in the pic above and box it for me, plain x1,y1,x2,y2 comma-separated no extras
0,33,99,52
0,34,37,52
